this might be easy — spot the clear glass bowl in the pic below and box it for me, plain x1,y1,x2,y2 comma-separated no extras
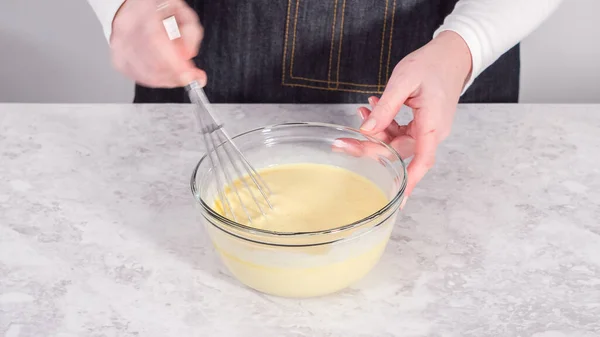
191,122,407,298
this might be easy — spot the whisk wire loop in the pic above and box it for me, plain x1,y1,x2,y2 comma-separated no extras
186,81,272,224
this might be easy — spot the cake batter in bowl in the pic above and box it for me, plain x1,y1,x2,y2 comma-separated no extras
191,122,407,298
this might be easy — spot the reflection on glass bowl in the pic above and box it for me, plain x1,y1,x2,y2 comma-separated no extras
191,122,407,298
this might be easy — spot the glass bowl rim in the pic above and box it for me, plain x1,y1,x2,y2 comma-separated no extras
190,122,407,239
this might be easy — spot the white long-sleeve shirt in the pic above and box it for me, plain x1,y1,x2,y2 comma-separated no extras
86,0,563,87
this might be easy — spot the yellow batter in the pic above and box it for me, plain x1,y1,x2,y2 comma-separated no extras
209,163,395,298
215,163,388,231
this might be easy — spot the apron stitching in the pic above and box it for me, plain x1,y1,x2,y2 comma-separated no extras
286,76,381,87
327,0,339,88
284,0,384,91
335,0,347,89
283,82,383,94
385,0,397,84
290,0,301,78
281,0,293,85
378,0,389,89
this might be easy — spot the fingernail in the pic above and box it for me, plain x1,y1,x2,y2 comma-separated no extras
332,139,347,149
180,71,206,87
198,75,207,87
368,97,374,106
400,196,408,209
357,108,366,121
360,118,376,132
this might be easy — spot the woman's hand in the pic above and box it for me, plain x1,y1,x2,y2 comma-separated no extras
340,31,472,200
110,0,206,88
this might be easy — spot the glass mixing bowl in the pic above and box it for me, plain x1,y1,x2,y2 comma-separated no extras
191,122,407,298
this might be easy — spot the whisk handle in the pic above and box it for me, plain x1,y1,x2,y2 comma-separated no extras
185,81,224,135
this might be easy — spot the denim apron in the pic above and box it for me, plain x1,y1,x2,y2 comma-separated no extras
134,0,519,103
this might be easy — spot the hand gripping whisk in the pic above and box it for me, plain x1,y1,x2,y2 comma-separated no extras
186,81,273,224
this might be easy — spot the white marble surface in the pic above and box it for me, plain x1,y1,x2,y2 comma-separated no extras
1,104,600,337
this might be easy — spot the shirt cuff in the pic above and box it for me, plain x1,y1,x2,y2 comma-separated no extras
433,0,563,95
86,0,126,42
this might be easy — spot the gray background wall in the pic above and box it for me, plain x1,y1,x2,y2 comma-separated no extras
0,0,598,103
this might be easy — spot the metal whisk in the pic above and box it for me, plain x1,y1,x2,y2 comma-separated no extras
158,7,271,223
186,81,273,224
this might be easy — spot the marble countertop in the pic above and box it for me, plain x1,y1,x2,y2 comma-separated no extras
1,104,599,337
